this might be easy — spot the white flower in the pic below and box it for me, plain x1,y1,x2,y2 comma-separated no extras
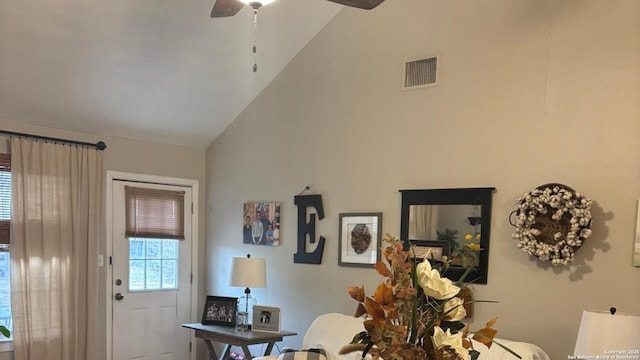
416,259,460,300
443,296,467,321
432,326,470,360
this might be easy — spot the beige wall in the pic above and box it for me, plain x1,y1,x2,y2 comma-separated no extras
0,119,206,360
205,1,640,359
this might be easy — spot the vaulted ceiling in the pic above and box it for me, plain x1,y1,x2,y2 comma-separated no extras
0,0,347,148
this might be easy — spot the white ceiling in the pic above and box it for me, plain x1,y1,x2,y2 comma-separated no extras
0,0,344,149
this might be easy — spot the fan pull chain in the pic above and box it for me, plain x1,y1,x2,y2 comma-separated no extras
252,9,258,73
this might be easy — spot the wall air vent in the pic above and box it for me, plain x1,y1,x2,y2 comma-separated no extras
402,55,439,90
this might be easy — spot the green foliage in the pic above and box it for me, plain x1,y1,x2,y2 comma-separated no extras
0,325,9,338
436,228,459,242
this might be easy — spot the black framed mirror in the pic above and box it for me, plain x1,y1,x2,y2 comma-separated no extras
400,187,496,284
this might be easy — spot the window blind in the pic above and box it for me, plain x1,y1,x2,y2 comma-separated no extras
0,154,10,245
125,186,185,240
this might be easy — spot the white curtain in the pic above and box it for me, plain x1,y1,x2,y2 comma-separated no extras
409,205,439,240
10,138,103,360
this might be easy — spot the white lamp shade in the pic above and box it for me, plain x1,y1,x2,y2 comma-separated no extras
574,310,640,357
230,256,267,288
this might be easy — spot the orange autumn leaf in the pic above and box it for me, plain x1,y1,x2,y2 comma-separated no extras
354,303,367,318
363,319,374,332
339,343,368,355
386,306,398,320
375,261,392,277
472,317,499,348
383,246,394,261
397,348,419,359
348,286,365,302
365,296,386,320
374,283,393,307
461,323,471,338
363,318,384,333
472,328,498,348
462,338,473,350
461,322,472,349
485,317,498,329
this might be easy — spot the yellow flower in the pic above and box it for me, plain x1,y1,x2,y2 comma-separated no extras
465,243,481,251
465,233,481,241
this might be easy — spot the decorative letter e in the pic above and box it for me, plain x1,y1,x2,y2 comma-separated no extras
293,194,325,264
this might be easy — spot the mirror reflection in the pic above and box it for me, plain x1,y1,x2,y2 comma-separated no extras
409,204,482,267
400,188,495,284
409,204,482,241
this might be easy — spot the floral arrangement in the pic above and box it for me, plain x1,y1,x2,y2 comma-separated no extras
340,234,519,360
512,183,592,265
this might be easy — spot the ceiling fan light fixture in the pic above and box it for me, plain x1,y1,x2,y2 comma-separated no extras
212,0,383,18
239,0,277,8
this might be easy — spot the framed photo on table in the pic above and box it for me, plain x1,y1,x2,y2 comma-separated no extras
252,305,281,333
338,213,382,267
408,240,450,261
201,296,237,326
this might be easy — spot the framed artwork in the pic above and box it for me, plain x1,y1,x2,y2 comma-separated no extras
244,202,281,247
252,305,281,333
408,240,450,261
338,213,382,267
635,200,640,267
201,296,237,326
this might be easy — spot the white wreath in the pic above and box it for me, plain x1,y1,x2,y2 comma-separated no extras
512,184,593,265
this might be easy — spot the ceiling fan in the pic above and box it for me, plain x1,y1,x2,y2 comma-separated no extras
211,0,385,18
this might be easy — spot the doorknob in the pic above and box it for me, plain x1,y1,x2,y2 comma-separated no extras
115,293,124,301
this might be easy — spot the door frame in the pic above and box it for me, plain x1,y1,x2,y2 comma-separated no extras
105,170,199,360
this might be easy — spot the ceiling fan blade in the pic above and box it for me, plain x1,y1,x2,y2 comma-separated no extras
325,0,384,10
211,0,245,18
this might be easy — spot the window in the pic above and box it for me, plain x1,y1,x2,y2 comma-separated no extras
0,154,12,340
125,186,184,292
129,238,178,291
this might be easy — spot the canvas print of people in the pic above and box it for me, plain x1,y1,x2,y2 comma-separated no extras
244,202,281,246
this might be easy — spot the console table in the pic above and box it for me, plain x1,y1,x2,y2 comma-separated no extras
183,323,297,360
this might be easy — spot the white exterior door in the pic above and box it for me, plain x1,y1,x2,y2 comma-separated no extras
111,180,193,360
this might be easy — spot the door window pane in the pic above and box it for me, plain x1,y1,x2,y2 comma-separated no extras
130,239,145,259
129,260,146,291
146,240,162,259
146,260,161,289
162,240,177,258
128,238,179,291
162,260,177,288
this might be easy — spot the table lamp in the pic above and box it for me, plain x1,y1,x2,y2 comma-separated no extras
573,308,640,359
230,254,267,331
